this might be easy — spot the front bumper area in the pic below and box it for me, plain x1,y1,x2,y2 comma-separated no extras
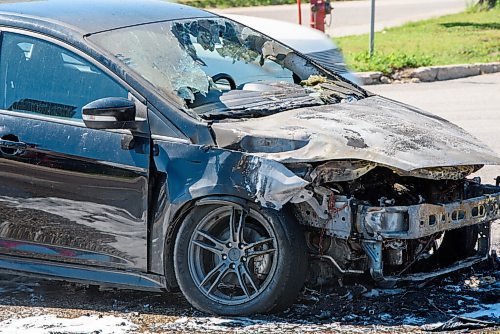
301,186,500,285
357,192,500,240
360,221,492,283
356,191,499,283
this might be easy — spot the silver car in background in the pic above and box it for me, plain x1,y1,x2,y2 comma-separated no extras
224,14,359,84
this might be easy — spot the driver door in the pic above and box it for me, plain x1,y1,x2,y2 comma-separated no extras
0,31,150,270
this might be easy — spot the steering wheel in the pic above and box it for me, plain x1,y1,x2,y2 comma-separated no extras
211,73,237,90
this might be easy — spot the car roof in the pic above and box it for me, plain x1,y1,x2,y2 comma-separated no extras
0,0,215,35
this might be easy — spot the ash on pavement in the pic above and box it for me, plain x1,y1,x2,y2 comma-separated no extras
0,221,498,333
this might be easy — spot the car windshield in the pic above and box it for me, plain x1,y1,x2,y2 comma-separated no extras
90,17,367,120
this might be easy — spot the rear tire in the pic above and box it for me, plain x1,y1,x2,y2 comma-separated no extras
173,202,307,316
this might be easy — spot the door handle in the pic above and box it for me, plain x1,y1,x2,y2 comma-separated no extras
0,139,28,155
0,139,27,150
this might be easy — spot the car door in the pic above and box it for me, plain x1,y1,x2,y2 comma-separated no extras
0,31,150,271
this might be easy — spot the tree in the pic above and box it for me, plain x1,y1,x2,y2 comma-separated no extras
477,0,497,9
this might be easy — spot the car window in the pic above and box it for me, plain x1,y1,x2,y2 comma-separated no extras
0,32,128,121
90,19,300,102
90,18,367,120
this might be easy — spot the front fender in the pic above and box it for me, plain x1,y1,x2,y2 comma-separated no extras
148,140,308,278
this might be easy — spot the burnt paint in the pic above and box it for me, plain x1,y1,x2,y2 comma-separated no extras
211,96,500,170
0,112,150,270
345,136,368,149
344,129,368,149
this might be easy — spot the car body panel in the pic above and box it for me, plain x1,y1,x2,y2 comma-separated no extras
0,112,151,270
0,254,164,291
211,95,500,171
148,139,309,275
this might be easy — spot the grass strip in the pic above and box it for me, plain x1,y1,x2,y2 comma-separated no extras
335,5,500,74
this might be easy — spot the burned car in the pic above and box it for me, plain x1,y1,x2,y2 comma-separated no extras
0,0,499,316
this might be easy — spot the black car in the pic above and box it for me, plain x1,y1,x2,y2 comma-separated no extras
0,0,499,316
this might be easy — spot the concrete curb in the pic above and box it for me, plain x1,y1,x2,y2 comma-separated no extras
355,62,500,85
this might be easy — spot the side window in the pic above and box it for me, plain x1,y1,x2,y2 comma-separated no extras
0,32,128,120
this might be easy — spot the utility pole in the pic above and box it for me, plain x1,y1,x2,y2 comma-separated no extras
369,0,375,57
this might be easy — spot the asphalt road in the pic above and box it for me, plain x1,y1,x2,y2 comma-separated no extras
367,73,500,185
214,0,467,37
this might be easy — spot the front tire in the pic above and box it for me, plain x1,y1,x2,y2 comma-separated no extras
173,202,307,316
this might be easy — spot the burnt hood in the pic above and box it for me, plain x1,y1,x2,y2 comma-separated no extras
211,95,500,172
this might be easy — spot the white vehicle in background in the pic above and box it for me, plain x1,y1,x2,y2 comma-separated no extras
224,14,359,84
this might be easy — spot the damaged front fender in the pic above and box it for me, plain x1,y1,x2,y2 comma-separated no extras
149,139,310,277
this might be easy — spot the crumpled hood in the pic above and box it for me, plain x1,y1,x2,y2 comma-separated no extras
212,95,500,171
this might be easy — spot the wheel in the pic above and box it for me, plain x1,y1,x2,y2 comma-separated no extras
173,202,307,316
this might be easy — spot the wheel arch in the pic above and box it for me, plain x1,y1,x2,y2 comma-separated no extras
157,194,252,290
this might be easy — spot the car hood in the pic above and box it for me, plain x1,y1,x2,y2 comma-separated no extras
211,95,500,172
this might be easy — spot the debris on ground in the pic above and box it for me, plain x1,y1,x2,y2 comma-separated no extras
422,316,498,332
0,262,497,333
0,223,497,333
0,314,137,334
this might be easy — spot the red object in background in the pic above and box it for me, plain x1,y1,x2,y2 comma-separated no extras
310,0,332,32
297,0,302,25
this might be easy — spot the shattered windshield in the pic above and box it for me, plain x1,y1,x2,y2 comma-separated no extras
90,18,367,120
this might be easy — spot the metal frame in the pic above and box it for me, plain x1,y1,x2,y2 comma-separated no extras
357,192,500,240
298,186,498,284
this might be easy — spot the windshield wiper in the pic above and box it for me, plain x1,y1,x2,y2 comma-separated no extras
193,80,366,120
199,95,324,120
194,83,324,120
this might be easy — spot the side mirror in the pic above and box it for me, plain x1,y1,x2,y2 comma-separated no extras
82,97,136,130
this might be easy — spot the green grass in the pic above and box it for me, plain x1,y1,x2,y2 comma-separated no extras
177,0,307,8
335,5,500,74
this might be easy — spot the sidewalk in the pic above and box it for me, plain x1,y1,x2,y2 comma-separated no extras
213,0,466,37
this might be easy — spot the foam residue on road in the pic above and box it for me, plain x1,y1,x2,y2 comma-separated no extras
0,314,137,334
163,316,420,333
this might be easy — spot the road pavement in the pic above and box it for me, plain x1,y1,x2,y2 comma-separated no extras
367,73,500,185
213,0,467,37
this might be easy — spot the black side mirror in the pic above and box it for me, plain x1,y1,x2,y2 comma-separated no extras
82,97,136,130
